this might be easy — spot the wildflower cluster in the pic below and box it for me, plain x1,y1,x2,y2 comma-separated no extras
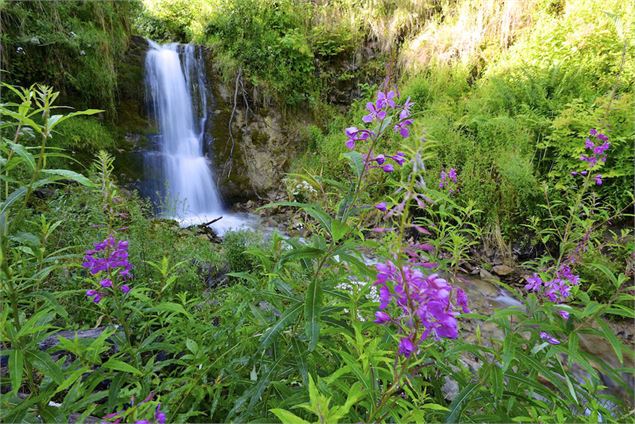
572,129,610,185
439,168,458,193
525,264,580,304
373,261,469,357
82,235,132,303
103,394,166,424
344,90,414,174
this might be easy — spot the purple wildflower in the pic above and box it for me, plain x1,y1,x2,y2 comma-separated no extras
525,267,579,303
390,151,406,166
399,97,414,120
540,332,560,345
398,337,416,357
375,202,387,212
86,289,103,303
382,164,394,173
456,288,470,313
82,236,132,278
363,101,387,123
155,404,166,424
558,310,570,320
344,127,372,150
439,168,459,192
576,131,609,171
374,311,391,324
394,119,413,138
448,168,457,183
373,262,467,355
121,285,130,294
525,273,543,292
83,236,133,303
377,90,397,109
595,174,602,185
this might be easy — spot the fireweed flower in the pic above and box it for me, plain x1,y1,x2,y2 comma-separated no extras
439,168,459,193
575,130,610,175
394,119,413,138
540,331,560,345
363,100,387,123
373,261,469,357
377,90,397,109
400,97,413,120
595,174,603,185
524,265,580,303
83,236,132,277
83,235,133,302
345,127,372,150
391,151,406,166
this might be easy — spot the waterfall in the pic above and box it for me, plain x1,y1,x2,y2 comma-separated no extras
144,41,223,222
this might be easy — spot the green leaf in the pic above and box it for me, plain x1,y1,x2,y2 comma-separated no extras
9,349,24,395
492,364,503,401
153,302,193,318
597,320,623,364
281,246,325,263
54,366,89,395
557,356,578,405
42,169,94,187
186,339,199,354
8,142,36,171
445,382,479,423
305,278,322,351
46,109,102,131
102,358,143,376
330,219,350,242
270,408,310,424
0,186,27,214
341,151,364,178
260,302,302,349
28,351,64,384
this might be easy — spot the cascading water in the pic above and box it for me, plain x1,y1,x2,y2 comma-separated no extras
144,41,223,223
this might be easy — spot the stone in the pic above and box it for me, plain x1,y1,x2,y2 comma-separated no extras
442,376,459,401
479,268,495,280
492,264,514,276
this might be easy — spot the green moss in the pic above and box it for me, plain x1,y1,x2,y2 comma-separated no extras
50,117,116,151
1,0,140,118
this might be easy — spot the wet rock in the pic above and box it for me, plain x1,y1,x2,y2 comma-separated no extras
479,268,495,280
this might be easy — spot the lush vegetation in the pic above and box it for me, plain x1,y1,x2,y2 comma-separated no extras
1,0,634,423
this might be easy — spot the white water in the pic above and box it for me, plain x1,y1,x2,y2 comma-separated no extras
145,41,253,234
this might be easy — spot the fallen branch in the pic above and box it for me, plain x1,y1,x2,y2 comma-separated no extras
199,216,223,227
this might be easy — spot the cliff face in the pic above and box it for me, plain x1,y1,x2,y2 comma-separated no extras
116,36,297,205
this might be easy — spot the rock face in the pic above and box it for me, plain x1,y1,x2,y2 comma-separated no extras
204,60,298,203
115,37,298,205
